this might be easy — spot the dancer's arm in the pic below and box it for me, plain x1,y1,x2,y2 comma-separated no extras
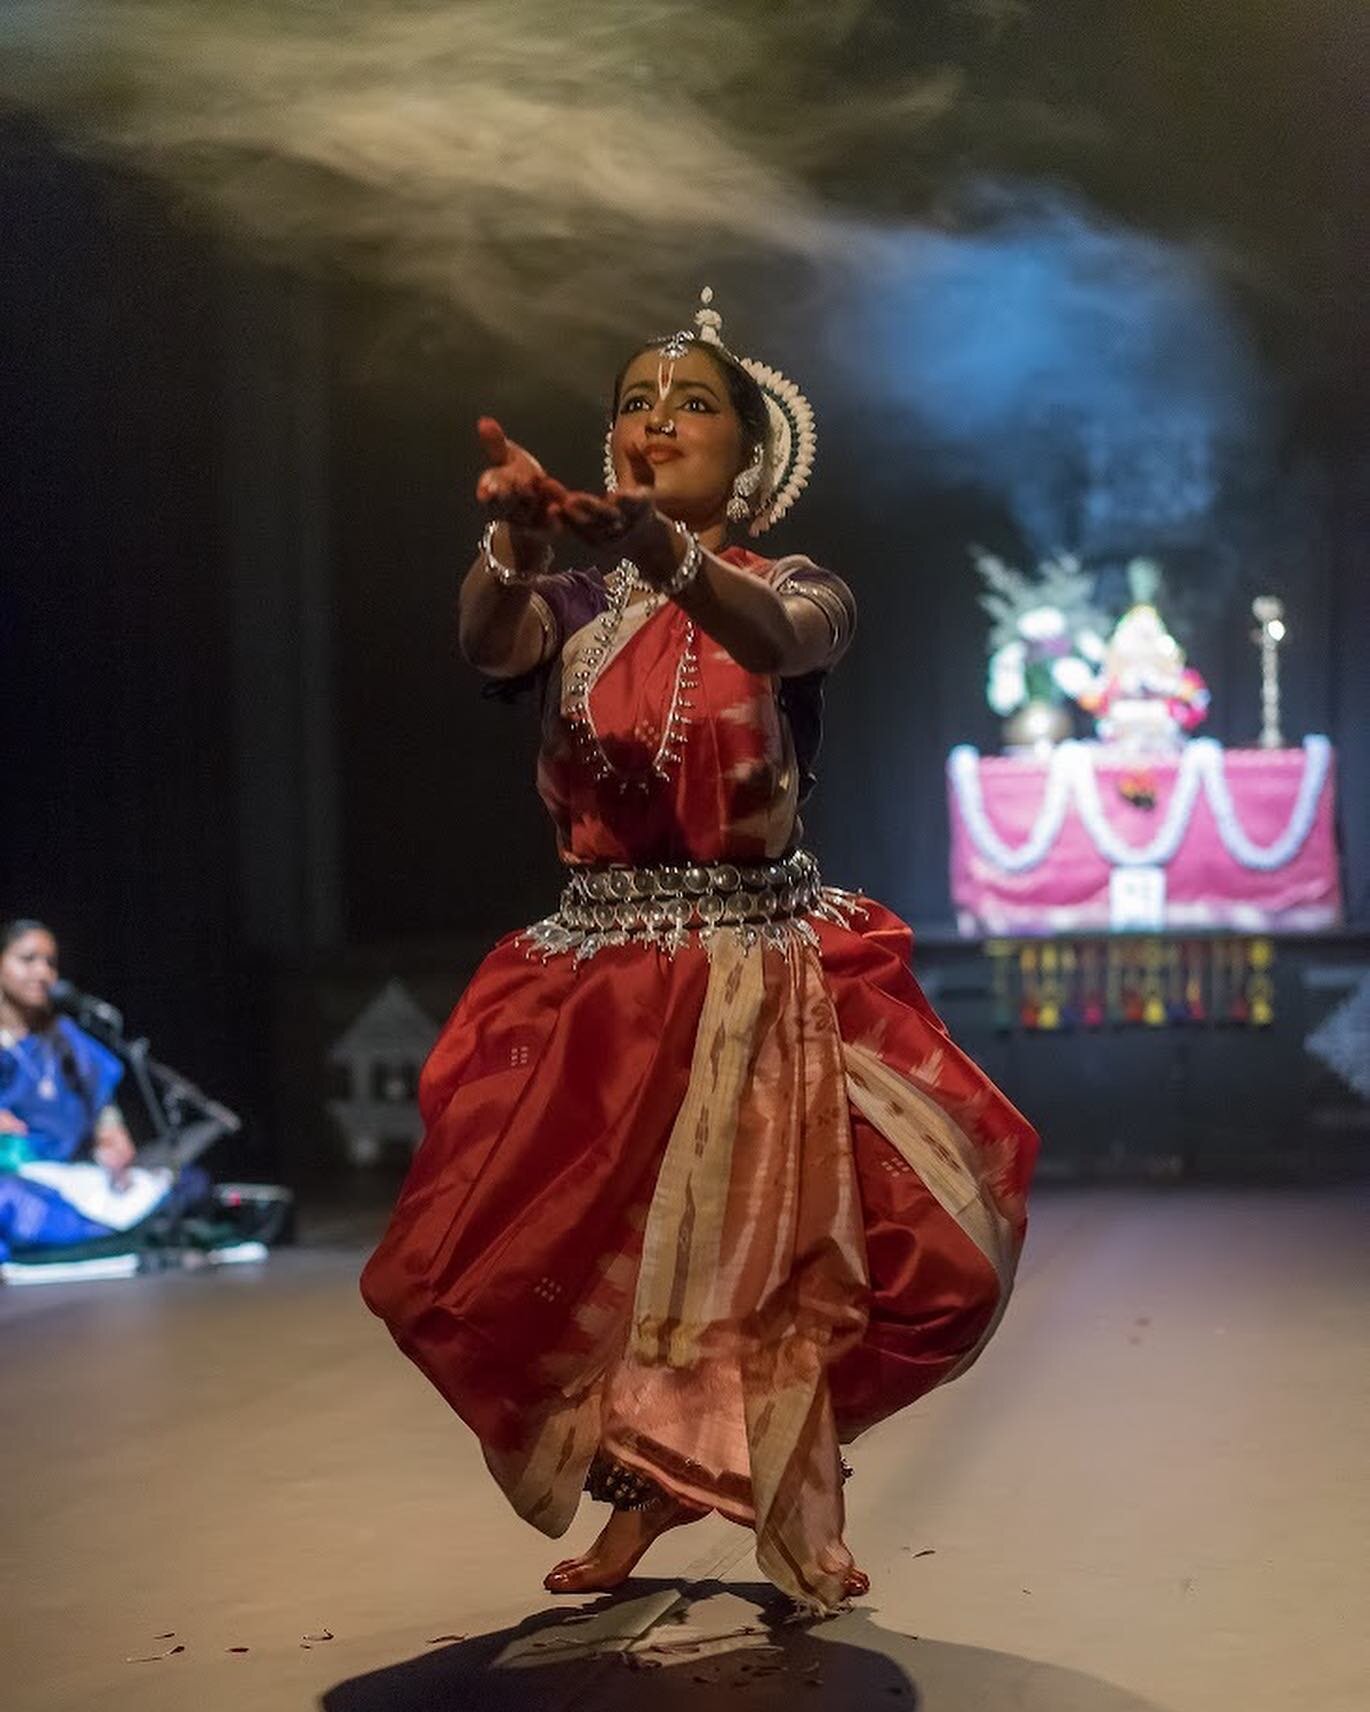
668,548,835,676
458,524,559,678
559,486,836,676
459,419,566,678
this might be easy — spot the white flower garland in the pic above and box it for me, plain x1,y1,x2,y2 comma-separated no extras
949,743,1075,873
949,736,1332,875
1069,741,1209,867
1197,735,1332,870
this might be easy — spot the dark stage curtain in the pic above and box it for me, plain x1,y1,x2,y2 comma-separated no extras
0,129,252,1138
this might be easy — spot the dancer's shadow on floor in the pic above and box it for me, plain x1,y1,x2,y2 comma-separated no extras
321,1578,1172,1712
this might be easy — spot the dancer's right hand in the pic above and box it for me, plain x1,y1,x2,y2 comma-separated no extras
476,418,568,539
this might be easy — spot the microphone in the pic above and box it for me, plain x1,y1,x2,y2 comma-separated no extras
48,979,125,1036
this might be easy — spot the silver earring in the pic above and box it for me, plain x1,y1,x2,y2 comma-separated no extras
602,426,617,493
726,443,765,521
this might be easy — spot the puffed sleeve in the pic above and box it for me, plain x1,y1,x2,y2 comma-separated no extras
478,567,609,703
766,555,857,668
525,567,609,657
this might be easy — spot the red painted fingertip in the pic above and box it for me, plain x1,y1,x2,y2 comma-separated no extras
476,417,508,461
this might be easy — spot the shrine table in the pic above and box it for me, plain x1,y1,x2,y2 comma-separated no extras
947,736,1342,935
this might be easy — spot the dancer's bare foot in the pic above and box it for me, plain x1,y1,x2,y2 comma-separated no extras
544,1500,705,1594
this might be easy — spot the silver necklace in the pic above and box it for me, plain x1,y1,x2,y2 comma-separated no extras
564,560,698,792
0,1026,59,1100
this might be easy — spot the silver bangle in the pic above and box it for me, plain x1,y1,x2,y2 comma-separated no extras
481,519,551,585
659,521,703,598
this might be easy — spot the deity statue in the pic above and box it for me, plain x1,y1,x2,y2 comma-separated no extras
1076,597,1209,750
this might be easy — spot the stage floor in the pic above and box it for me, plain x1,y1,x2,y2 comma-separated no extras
5,1187,1368,1712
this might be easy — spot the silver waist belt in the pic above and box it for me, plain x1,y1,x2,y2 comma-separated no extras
560,848,821,930
520,849,856,960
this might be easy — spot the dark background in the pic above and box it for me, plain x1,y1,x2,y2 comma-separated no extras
3,4,1368,1177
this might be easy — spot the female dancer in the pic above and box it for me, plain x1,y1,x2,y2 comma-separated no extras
362,292,1038,1613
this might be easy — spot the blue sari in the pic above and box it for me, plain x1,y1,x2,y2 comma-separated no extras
0,1019,170,1260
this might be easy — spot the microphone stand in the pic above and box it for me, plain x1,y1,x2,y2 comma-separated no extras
70,1005,242,1174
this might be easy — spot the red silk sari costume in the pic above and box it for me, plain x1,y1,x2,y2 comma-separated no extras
362,548,1038,1612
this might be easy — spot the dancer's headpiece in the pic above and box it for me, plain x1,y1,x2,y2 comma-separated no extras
605,287,816,536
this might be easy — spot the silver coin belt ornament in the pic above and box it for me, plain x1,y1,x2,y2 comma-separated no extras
519,849,866,962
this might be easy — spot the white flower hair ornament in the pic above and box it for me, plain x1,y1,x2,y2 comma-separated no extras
604,286,817,537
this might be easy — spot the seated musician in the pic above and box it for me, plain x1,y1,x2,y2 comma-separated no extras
0,919,178,1261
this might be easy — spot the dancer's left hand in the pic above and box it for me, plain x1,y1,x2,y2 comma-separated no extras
558,449,678,582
